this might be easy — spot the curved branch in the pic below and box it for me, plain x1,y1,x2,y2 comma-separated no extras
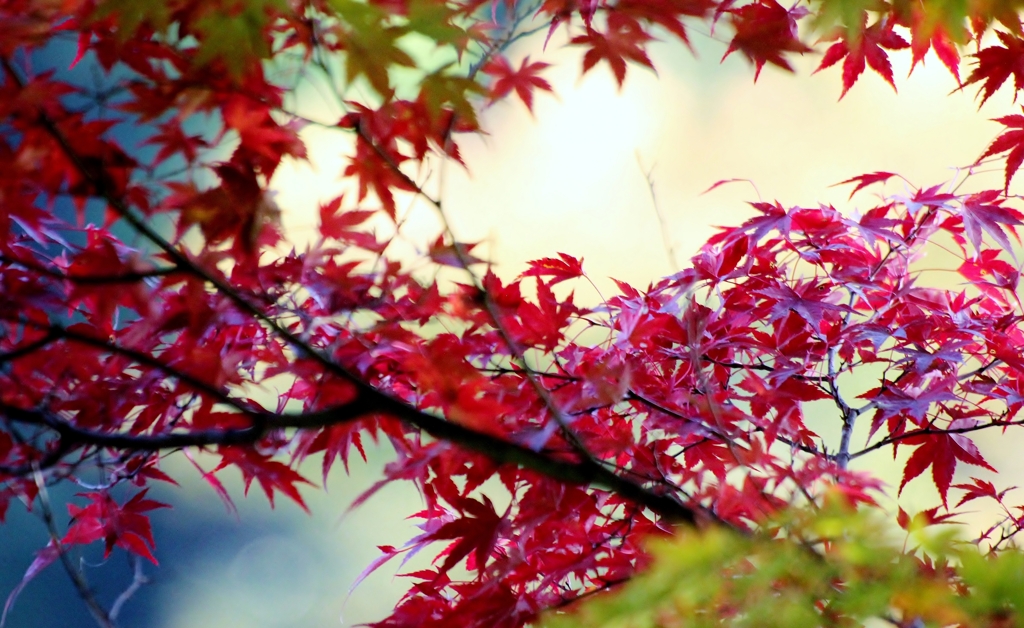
0,253,181,284
0,333,59,366
3,317,256,412
850,414,1022,460
0,396,698,524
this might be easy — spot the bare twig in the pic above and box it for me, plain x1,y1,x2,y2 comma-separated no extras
31,465,116,628
108,555,148,622
636,154,678,272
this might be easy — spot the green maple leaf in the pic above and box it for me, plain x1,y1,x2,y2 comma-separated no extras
810,0,886,37
892,0,970,42
419,64,484,126
193,7,274,77
331,0,416,96
91,0,173,40
405,0,474,51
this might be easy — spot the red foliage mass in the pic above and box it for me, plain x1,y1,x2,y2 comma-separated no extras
3,0,1024,627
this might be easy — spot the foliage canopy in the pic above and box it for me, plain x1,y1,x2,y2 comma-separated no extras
6,0,1024,626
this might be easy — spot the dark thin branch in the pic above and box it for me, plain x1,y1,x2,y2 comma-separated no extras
1,403,261,450
626,391,719,435
0,254,181,284
0,325,702,523
636,155,678,272
551,577,631,611
0,444,69,478
0,333,59,366
959,357,1001,381
851,415,1022,460
627,390,825,459
1,393,699,524
700,356,829,382
827,333,855,470
4,316,264,420
482,366,578,381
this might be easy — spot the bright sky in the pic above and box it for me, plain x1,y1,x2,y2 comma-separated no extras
273,29,1009,297
437,32,1006,288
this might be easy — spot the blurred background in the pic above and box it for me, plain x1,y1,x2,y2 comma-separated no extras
3,23,1017,628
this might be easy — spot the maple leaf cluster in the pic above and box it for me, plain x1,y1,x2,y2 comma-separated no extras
6,0,1024,626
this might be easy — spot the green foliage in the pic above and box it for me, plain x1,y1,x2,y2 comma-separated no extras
192,0,286,77
811,0,1024,38
541,494,1024,628
91,0,175,39
810,0,888,37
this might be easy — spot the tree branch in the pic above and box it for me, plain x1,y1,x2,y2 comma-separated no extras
0,254,181,285
1,395,699,524
850,414,1021,460
0,50,700,528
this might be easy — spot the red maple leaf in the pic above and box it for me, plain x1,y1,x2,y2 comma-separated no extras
896,505,958,530
908,19,961,82
616,0,717,47
215,447,313,512
976,109,1024,192
428,496,504,574
519,253,585,284
898,425,995,506
815,19,910,98
717,200,792,245
755,279,851,327
318,195,375,240
65,228,153,329
723,0,812,79
956,189,1023,255
143,120,210,166
63,490,169,564
835,171,897,200
952,476,1009,508
901,183,958,215
482,55,553,112
343,139,417,218
570,13,654,86
958,249,1020,293
963,31,1024,106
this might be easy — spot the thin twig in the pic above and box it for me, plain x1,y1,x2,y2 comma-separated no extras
636,154,678,272
31,465,116,628
108,555,148,621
